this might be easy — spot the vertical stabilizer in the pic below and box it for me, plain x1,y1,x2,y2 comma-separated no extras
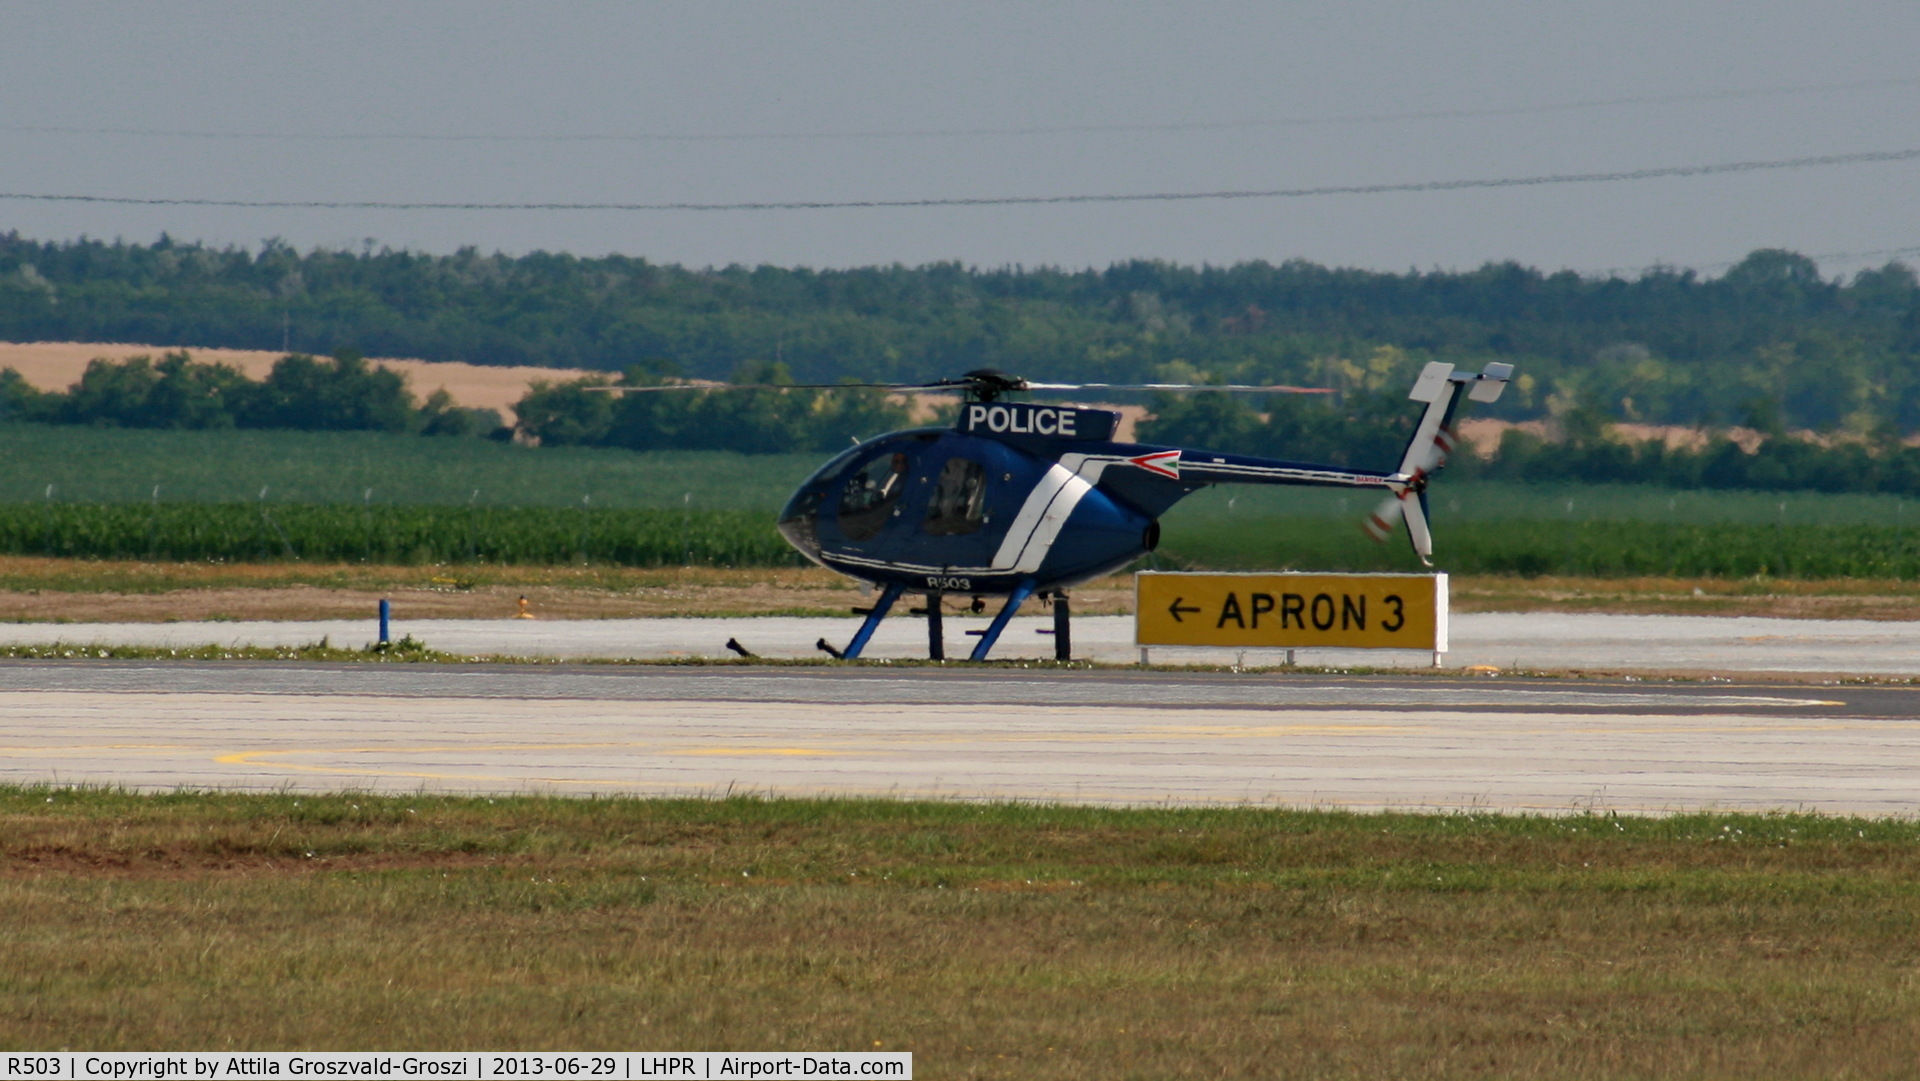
1365,362,1513,563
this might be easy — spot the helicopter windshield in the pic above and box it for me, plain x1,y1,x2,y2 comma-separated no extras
837,451,911,541
922,457,987,536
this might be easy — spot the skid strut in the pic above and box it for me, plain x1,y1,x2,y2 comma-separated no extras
926,592,945,660
1052,592,1071,661
968,578,1037,661
837,582,904,660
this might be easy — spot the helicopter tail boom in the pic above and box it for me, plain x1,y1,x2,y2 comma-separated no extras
1105,361,1512,565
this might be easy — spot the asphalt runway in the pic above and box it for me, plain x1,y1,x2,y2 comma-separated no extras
5,662,1917,815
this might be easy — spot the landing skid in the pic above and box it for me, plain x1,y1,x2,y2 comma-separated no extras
823,579,1073,662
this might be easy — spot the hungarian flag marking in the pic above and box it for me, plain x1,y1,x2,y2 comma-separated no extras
1127,450,1182,479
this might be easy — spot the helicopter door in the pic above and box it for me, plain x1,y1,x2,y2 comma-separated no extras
922,457,987,536
836,451,912,541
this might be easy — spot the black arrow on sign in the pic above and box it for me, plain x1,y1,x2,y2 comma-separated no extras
1167,597,1201,622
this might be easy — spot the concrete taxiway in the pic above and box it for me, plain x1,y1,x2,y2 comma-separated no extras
5,610,1920,674
4,663,1916,815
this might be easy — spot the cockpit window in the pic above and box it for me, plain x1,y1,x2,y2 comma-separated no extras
922,457,987,536
776,485,827,558
837,451,911,541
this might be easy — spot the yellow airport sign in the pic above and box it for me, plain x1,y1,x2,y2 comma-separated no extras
1135,571,1447,651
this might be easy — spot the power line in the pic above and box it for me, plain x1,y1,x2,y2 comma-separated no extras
3,146,1918,213
1799,243,1920,266
6,76,1920,144
1597,243,1920,278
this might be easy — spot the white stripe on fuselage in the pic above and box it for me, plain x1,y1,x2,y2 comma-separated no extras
990,453,1116,574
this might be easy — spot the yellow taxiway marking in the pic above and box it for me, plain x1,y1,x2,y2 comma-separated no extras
1134,724,1431,737
213,742,637,765
1559,721,1920,734
676,747,836,756
210,713,1913,776
216,743,837,774
0,743,192,756
214,749,629,784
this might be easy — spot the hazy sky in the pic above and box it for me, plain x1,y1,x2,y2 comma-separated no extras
4,1,1919,276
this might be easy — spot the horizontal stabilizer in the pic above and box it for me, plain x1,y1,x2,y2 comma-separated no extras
1469,362,1514,403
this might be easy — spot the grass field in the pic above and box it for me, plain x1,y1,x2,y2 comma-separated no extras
3,789,1917,1077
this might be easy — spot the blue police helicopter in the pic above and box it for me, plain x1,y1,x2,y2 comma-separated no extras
610,361,1510,661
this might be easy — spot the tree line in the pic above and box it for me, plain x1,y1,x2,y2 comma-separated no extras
0,351,915,453
9,231,1920,492
6,232,1920,435
510,362,915,453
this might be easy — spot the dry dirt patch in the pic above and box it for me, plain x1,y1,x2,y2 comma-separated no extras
0,559,1137,622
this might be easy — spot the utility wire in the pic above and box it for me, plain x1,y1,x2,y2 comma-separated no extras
5,76,1919,144
3,146,1918,213
1597,243,1920,278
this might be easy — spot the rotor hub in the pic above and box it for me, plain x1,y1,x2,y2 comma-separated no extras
960,369,1028,402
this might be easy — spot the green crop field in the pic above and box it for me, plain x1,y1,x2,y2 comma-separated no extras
4,789,1918,1077
0,504,798,566
0,424,822,510
0,500,1910,576
5,424,1920,576
1154,517,1920,578
1167,477,1920,527
11,424,1920,523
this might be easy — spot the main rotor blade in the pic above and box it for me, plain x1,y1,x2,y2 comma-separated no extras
581,377,1338,395
582,380,961,393
1022,381,1335,394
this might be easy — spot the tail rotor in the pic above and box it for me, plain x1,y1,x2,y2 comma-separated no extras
1362,363,1509,563
1362,429,1449,563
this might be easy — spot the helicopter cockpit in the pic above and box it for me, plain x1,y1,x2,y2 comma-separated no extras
776,430,1006,565
836,451,912,541
777,435,921,560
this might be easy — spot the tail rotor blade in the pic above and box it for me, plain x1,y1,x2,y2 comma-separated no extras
1362,485,1433,565
1362,489,1406,544
1403,491,1434,566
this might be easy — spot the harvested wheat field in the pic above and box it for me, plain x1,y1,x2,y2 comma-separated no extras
0,341,599,415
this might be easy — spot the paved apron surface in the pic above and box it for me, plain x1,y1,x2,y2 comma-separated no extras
3,611,1917,674
4,663,1915,815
